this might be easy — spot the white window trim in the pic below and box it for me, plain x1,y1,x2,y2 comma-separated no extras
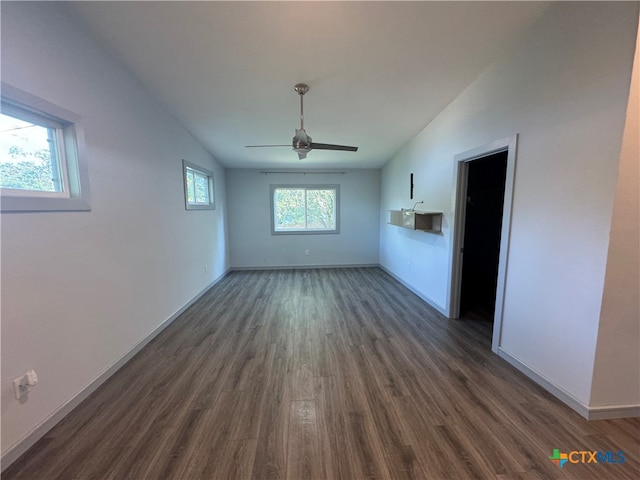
182,159,215,210
1,83,91,213
270,184,340,235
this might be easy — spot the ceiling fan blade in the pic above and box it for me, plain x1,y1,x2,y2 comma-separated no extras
245,144,291,148
310,142,358,152
245,84,357,159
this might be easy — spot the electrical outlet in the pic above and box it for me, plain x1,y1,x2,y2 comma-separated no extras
204,263,209,273
13,370,37,400
305,249,310,256
13,376,29,399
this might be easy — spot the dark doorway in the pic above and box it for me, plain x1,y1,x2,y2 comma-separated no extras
459,151,508,322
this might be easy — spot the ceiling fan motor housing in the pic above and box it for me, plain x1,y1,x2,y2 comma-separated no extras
293,129,311,153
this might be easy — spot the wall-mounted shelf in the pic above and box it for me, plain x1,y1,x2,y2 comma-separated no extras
389,210,443,233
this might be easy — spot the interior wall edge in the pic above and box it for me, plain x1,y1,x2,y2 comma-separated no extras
495,347,640,420
497,347,590,420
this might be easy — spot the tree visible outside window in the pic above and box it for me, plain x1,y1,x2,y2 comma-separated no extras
1,84,91,212
0,113,64,193
182,160,215,210
271,185,339,234
185,167,210,205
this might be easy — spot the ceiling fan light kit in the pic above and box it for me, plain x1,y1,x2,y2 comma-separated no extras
246,83,358,160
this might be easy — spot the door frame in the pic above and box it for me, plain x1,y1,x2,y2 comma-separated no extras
449,134,518,353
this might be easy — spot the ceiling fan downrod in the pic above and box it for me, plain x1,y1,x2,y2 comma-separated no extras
294,83,309,130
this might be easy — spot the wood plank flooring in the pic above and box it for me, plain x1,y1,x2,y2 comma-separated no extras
3,267,639,480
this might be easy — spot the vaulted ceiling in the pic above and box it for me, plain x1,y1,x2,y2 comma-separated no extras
69,1,550,169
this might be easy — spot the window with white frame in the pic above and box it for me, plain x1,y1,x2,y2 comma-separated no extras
1,84,91,212
271,184,339,234
182,160,215,210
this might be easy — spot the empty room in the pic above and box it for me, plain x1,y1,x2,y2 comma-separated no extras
1,1,639,479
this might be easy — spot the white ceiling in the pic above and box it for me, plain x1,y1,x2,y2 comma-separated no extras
69,1,550,169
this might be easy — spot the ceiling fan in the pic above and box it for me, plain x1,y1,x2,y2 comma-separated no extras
246,83,358,160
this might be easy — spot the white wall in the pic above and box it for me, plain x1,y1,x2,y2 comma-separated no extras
1,1,229,460
591,19,640,411
227,170,379,268
380,1,638,409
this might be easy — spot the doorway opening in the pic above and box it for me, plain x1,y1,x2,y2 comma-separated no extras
459,151,507,322
450,135,517,352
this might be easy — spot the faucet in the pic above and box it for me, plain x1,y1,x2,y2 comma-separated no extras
401,201,423,212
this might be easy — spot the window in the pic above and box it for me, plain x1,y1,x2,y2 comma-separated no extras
1,108,65,193
182,160,215,210
271,185,339,234
1,84,91,212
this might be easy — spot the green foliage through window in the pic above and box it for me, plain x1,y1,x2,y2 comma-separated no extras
0,112,63,192
185,167,210,205
182,160,214,210
273,186,338,233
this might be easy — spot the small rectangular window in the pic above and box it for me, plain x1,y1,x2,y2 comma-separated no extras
0,109,65,193
1,83,91,212
271,184,339,234
182,160,214,210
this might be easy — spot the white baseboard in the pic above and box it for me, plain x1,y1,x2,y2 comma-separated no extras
1,269,230,471
231,263,379,271
587,404,640,420
496,347,591,419
497,347,640,420
378,265,448,316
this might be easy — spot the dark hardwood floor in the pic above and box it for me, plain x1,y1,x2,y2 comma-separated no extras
3,268,639,480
